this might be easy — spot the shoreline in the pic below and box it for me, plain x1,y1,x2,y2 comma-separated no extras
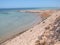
0,18,42,44
0,12,42,44
1,10,60,45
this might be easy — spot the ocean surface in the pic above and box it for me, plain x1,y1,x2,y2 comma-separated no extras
0,9,42,43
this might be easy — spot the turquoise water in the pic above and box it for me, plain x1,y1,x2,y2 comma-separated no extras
0,10,42,42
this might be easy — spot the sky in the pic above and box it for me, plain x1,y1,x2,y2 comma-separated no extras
0,0,60,8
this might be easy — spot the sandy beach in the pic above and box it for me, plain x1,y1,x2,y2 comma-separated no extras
1,10,60,45
0,0,60,45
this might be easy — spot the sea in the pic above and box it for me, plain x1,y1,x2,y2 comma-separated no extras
0,7,60,43
0,8,42,43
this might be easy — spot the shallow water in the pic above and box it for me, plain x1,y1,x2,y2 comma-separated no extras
0,10,42,43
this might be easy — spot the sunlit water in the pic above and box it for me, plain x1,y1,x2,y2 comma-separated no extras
0,10,42,42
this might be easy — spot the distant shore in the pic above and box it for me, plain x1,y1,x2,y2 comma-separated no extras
18,10,57,19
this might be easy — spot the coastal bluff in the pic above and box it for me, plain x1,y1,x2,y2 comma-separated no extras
1,11,60,45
